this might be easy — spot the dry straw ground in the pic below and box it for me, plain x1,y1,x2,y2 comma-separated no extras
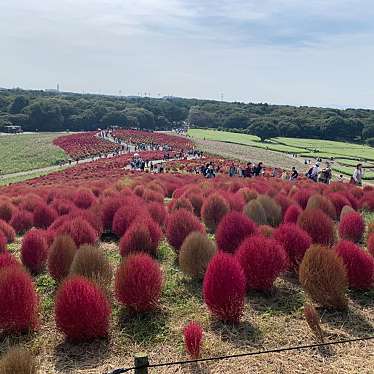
1,237,373,374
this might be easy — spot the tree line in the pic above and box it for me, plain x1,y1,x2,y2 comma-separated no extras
1,89,374,144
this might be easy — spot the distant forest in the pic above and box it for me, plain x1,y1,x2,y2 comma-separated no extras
1,89,374,144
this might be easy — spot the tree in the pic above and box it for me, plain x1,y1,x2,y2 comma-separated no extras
248,119,279,142
9,96,29,114
187,107,216,128
101,111,128,128
362,125,374,140
223,113,249,129
22,101,64,131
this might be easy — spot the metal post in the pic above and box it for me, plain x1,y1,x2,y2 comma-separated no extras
134,353,149,374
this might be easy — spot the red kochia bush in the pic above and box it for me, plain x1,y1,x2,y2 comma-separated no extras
147,202,168,227
0,252,21,271
0,266,39,333
73,189,96,209
201,193,230,232
10,210,33,234
0,219,16,243
115,254,163,312
368,234,374,258
273,224,312,271
56,217,98,247
55,276,111,341
293,189,313,209
297,208,335,246
339,211,365,243
327,193,351,216
0,201,14,222
0,231,7,252
215,212,257,253
169,197,194,213
236,235,288,291
284,205,302,224
119,218,162,257
203,252,245,323
101,197,122,231
112,199,148,237
184,322,203,359
21,229,48,274
166,209,205,252
335,240,374,289
33,203,57,229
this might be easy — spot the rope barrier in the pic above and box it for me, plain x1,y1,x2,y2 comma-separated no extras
106,335,374,373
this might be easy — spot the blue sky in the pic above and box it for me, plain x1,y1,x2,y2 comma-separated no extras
1,0,374,108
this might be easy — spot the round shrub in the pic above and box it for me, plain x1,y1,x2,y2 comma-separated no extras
0,266,39,333
256,195,282,227
0,252,21,271
201,193,230,233
112,200,148,237
335,240,374,289
55,276,111,341
70,245,112,292
0,346,37,374
169,197,194,213
10,210,33,235
73,189,96,209
184,321,203,359
48,235,77,282
203,252,245,323
119,218,162,257
237,188,257,203
273,223,312,271
243,200,267,226
215,211,257,253
0,231,7,253
236,235,288,291
0,219,16,243
340,205,355,221
0,201,14,223
258,225,274,238
283,204,302,224
115,254,163,312
147,202,168,227
51,198,76,216
299,245,348,310
33,203,57,229
185,192,204,217
339,211,365,243
21,229,48,274
368,234,374,258
56,217,98,247
297,208,335,246
101,197,122,231
179,232,216,280
293,189,313,209
327,193,351,217
166,209,205,252
306,194,337,220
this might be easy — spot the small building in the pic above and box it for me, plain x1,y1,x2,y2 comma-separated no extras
3,125,23,133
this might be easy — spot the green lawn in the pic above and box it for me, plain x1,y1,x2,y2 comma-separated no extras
188,129,304,153
0,133,68,175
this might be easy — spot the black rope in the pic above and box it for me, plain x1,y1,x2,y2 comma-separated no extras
106,335,374,374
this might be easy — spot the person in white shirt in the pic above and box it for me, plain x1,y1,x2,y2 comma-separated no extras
352,164,364,186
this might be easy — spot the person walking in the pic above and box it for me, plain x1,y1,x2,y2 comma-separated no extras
242,162,253,178
228,162,237,177
253,162,264,176
351,164,364,185
290,167,299,181
306,163,320,182
318,162,332,184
